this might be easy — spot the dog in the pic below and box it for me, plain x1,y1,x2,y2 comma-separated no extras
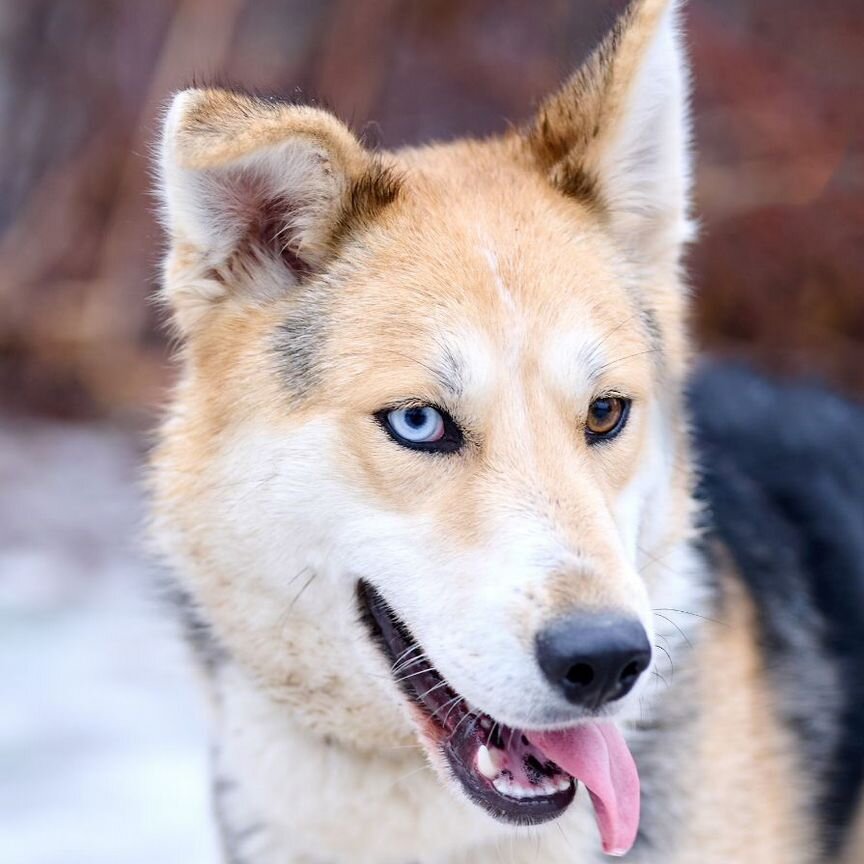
150,0,864,861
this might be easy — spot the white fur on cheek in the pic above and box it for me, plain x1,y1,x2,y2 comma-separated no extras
613,398,675,563
203,419,576,732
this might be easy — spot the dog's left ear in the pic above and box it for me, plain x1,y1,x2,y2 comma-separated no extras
526,0,693,268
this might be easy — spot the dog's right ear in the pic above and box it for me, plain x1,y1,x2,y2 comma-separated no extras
158,89,399,334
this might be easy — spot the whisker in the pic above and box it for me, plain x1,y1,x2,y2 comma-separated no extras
378,349,443,382
637,546,726,627
286,566,312,587
390,643,423,671
385,763,433,792
392,666,435,685
652,611,693,648
275,569,314,629
651,669,670,689
595,312,643,352
392,647,425,666
391,652,429,676
288,570,317,609
594,347,662,373
653,607,726,626
555,820,575,852
433,694,465,724
654,643,675,678
637,542,682,577
654,630,672,649
416,679,450,702
450,709,480,740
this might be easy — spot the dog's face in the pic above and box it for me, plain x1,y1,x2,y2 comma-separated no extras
153,0,695,842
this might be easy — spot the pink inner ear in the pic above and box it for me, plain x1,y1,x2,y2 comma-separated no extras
220,168,311,276
274,241,312,277
258,197,310,275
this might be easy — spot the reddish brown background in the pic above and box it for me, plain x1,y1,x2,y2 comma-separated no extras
0,7,862,855
1,0,862,419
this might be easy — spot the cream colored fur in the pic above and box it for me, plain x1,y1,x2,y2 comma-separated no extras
151,1,819,862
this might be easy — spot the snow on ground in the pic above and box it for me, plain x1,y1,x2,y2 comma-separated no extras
0,414,219,864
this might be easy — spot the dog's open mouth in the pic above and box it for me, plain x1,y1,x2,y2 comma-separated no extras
357,580,640,855
357,579,575,823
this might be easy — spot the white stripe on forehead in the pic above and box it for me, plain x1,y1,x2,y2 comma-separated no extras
425,243,610,404
478,242,529,374
480,245,517,314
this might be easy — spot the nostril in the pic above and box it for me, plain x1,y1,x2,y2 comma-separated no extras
564,662,594,688
619,659,643,687
536,614,651,708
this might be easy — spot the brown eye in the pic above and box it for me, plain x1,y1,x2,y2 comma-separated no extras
585,396,631,442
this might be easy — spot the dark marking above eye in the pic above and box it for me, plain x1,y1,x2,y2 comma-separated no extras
275,312,323,397
436,345,466,399
273,282,337,398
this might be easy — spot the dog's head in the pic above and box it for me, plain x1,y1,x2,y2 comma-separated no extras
153,0,699,847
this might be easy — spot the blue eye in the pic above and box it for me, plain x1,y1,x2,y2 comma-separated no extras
388,406,445,442
377,405,464,453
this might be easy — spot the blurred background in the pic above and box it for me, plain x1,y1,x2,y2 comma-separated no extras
1,1,861,862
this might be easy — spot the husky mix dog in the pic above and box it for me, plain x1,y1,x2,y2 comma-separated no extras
150,0,864,861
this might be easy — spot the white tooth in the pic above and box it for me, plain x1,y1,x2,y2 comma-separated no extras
476,745,499,780
557,777,572,792
493,777,512,796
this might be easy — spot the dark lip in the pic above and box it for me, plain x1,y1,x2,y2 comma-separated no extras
356,579,576,825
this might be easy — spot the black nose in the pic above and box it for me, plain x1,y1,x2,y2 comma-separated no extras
535,614,651,710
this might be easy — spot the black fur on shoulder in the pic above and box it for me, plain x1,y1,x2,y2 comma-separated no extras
689,362,864,855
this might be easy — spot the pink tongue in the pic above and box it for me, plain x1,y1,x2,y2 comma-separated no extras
526,723,639,857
